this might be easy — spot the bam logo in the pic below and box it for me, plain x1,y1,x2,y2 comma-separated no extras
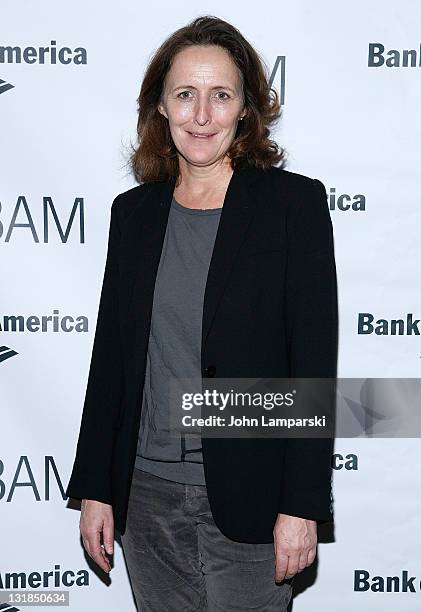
0,196,85,243
269,56,286,105
0,456,67,503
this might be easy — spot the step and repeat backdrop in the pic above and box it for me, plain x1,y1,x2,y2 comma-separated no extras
1,1,420,610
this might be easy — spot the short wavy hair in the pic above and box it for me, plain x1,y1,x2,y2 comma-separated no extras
129,15,287,184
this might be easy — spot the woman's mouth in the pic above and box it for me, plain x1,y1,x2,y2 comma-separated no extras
187,131,216,139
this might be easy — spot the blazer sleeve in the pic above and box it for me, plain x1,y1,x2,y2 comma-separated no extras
278,178,338,523
65,195,124,505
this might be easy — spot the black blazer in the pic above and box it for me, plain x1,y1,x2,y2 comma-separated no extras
65,162,338,544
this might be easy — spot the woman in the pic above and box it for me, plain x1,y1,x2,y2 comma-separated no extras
66,15,338,611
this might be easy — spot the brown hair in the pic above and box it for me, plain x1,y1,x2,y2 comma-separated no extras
129,15,287,184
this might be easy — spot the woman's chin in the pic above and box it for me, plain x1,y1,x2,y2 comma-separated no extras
182,152,220,166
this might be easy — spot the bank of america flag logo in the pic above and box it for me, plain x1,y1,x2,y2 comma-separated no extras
0,78,14,94
0,345,18,363
0,601,21,611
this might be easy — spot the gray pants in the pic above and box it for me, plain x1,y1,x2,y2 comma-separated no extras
120,468,294,611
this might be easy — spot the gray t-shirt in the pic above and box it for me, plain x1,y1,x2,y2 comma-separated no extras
134,195,222,484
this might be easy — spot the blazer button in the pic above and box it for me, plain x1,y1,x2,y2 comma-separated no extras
203,365,216,378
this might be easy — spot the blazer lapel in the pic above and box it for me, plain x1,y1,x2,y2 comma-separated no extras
201,165,261,348
125,163,263,381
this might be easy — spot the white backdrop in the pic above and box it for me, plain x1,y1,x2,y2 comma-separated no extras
1,1,420,610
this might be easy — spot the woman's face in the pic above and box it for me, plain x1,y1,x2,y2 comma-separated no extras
158,45,246,169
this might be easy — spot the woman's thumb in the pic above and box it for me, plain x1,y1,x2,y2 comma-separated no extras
103,522,114,555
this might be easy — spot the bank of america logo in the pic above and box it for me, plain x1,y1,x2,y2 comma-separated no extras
0,78,14,95
0,602,21,611
0,345,18,363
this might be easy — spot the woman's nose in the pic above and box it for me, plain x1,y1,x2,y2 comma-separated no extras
193,99,212,124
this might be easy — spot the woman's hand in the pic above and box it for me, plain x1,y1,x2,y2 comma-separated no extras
80,499,114,574
273,513,317,582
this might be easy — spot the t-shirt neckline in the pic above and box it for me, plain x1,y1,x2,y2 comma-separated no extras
171,196,223,216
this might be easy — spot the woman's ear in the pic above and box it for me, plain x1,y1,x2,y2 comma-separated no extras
157,103,168,119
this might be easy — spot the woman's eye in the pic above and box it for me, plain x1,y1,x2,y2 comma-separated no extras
177,91,230,100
